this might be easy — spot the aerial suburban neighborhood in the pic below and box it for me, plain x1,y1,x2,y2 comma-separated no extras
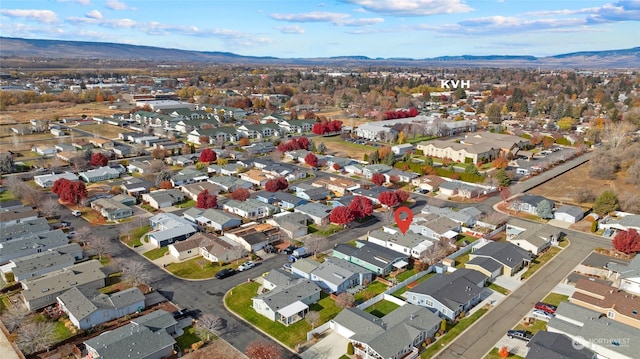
1,10,640,359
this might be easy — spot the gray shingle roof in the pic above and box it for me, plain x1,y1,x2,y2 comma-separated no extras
254,278,321,313
526,331,595,359
295,202,332,219
334,240,408,269
471,241,533,269
466,256,503,273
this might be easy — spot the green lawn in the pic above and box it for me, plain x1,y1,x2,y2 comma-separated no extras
455,254,470,268
175,199,196,209
122,225,150,248
521,247,562,280
143,247,169,260
421,308,488,358
456,234,479,246
225,282,341,348
405,135,437,144
488,283,510,295
89,254,111,266
392,272,436,297
364,300,400,318
309,223,343,236
166,257,226,279
542,293,569,306
485,347,525,359
355,281,388,303
53,319,74,341
0,190,15,202
175,326,203,350
394,269,415,282
514,319,547,334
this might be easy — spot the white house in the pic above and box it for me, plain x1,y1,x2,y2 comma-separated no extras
33,172,79,188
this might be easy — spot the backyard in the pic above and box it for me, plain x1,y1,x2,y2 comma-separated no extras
354,281,388,303
363,300,400,318
175,326,203,351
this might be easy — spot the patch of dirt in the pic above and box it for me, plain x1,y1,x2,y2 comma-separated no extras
0,101,122,124
182,338,246,359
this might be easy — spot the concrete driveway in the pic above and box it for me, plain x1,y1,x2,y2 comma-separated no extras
494,335,530,357
300,331,349,359
493,274,523,292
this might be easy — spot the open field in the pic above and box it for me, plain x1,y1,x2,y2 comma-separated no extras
0,101,126,124
318,135,374,161
78,123,129,139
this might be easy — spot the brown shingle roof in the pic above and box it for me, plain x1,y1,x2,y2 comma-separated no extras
572,278,640,322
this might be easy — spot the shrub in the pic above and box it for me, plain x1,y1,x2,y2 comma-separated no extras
347,342,354,355
591,221,598,232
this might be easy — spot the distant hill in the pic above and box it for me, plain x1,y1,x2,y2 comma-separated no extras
1,37,638,68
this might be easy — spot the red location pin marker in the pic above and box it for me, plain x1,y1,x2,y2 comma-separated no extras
394,206,413,235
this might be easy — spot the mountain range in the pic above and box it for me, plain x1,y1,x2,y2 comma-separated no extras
1,37,639,68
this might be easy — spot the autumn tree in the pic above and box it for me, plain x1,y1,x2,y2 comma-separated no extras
159,180,173,189
197,189,218,209
304,152,318,167
378,191,400,208
395,190,410,203
330,206,354,225
51,178,87,204
245,340,282,359
493,156,509,169
500,188,511,201
265,177,288,192
593,190,619,214
90,152,108,167
199,148,217,163
231,188,250,201
613,229,640,254
151,147,166,160
239,137,251,146
349,196,374,219
371,172,386,186
335,292,355,308
499,346,509,358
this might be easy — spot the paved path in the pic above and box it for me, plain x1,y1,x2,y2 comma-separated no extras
436,229,605,359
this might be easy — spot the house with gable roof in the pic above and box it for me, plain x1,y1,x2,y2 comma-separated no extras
607,254,640,296
333,240,409,275
466,241,533,277
294,202,332,226
252,278,321,326
78,166,121,183
506,218,560,255
367,228,435,259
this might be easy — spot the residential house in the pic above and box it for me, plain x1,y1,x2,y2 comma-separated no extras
328,195,356,209
601,214,640,232
0,230,69,265
506,218,559,255
78,166,121,183
383,169,419,184
289,257,321,280
295,185,330,201
525,331,596,359
362,164,392,179
32,145,57,157
607,255,640,296
180,181,221,200
0,207,39,227
127,160,155,174
164,154,197,167
547,302,640,359
182,207,242,231
207,176,253,192
467,241,534,277
252,278,321,325
554,205,585,223
570,278,640,329
333,240,410,275
412,175,447,193
307,257,374,293
262,268,298,291
84,310,177,359
237,123,282,139
330,304,442,359
438,181,483,199
168,232,243,263
409,214,461,241
278,119,315,133
0,218,51,242
89,138,114,148
368,228,434,259
312,177,360,197
239,168,270,187
57,287,145,330
142,189,186,209
256,191,308,210
284,149,311,162
2,246,78,282
220,163,243,176
267,212,310,239
91,197,134,221
294,202,332,226
223,223,280,252
406,268,487,320
121,178,154,197
421,204,481,227
20,260,105,311
222,198,278,219
349,186,386,206
170,168,208,187
33,172,79,188
510,194,555,216
391,143,414,155
243,142,276,155
187,127,239,144
147,213,197,248
324,156,358,172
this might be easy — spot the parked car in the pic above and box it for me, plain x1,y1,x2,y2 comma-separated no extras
237,261,255,272
507,330,533,342
215,268,236,279
71,210,82,217
535,302,557,314
282,263,292,272
530,309,554,321
172,309,191,319
283,245,298,255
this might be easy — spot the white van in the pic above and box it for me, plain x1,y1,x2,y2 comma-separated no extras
71,210,82,217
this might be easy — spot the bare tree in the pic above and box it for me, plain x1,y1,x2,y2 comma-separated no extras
39,197,60,218
73,226,93,246
197,259,208,269
90,235,110,261
1,306,28,332
15,321,56,354
304,236,329,258
305,311,320,329
196,313,223,341
118,221,136,242
335,292,355,308
245,340,282,359
603,121,634,149
119,259,150,286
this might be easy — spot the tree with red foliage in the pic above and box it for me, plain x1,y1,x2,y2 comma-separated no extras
90,153,108,167
51,178,87,204
199,148,217,163
371,173,386,186
199,135,210,145
330,206,354,225
297,137,309,150
231,188,250,201
388,175,401,183
196,189,217,209
499,346,509,359
304,152,318,167
395,190,410,203
378,191,400,208
277,139,305,152
612,229,640,254
265,177,288,192
349,196,373,219
332,163,341,171
159,180,173,189
500,188,511,201
312,120,342,135
245,340,282,359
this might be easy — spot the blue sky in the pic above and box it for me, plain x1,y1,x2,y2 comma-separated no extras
1,0,639,58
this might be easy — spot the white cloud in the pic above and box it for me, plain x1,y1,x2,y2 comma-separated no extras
275,25,305,34
106,0,131,11
85,10,103,19
270,11,383,26
57,0,91,5
0,9,59,24
339,0,473,16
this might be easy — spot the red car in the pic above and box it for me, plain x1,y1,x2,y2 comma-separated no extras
535,302,557,314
